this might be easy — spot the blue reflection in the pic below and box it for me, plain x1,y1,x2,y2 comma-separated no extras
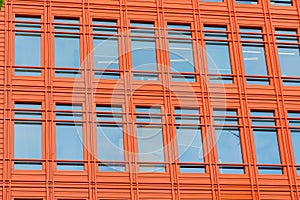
14,123,42,159
216,129,243,164
206,42,232,74
242,45,268,75
177,127,203,162
254,130,281,164
97,125,124,161
132,39,157,71
278,47,300,77
291,131,300,164
169,41,195,73
15,34,41,67
56,124,83,161
137,126,165,163
55,36,80,68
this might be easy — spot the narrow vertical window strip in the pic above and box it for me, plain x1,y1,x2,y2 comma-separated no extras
14,102,43,170
15,16,42,76
136,106,165,172
240,28,269,85
275,29,300,85
55,104,84,170
93,20,120,79
213,109,244,174
54,18,81,78
287,112,300,174
251,111,282,174
175,107,205,173
168,24,196,82
96,105,125,172
204,26,233,84
130,22,159,81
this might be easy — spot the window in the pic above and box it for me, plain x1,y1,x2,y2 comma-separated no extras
168,24,196,82
240,28,269,84
287,112,300,174
54,18,81,78
56,104,84,170
275,29,300,85
214,110,244,174
135,107,165,172
130,22,158,80
14,103,42,170
251,111,282,174
270,0,292,6
204,26,233,84
15,16,42,76
93,20,120,79
201,0,223,2
96,105,125,172
236,0,258,4
175,108,204,173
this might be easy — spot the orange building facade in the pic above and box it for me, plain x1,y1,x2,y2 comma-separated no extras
1,0,300,199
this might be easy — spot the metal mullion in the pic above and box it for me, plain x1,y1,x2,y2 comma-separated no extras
92,33,119,37
130,35,159,40
167,36,194,41
53,31,81,36
14,30,42,34
204,38,232,43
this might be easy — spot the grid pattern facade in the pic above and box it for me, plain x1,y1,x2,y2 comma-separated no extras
1,0,300,199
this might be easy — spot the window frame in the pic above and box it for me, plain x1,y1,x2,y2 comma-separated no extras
13,102,43,170
53,17,82,78
14,15,43,77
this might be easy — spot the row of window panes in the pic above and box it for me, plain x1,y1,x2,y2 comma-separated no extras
14,103,300,174
15,16,300,86
202,0,293,6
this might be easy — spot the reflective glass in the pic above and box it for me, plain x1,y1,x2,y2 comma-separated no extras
132,39,157,71
242,45,268,75
56,124,83,161
55,36,80,68
97,125,124,161
291,130,300,164
236,0,258,4
14,122,42,159
15,34,41,67
94,37,119,72
278,48,300,77
206,42,232,74
216,128,243,164
270,0,292,6
254,130,281,164
177,127,203,162
137,126,165,163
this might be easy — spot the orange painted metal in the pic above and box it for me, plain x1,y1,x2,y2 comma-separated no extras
0,0,300,199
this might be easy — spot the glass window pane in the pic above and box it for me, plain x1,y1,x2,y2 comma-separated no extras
216,129,243,163
236,0,258,4
177,127,203,162
55,36,80,68
132,39,157,71
97,125,124,161
278,47,300,76
242,45,268,75
94,37,119,70
137,126,165,162
169,41,195,73
14,122,42,159
271,0,292,6
15,34,41,67
206,42,232,74
56,124,83,161
291,131,300,164
254,130,281,164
